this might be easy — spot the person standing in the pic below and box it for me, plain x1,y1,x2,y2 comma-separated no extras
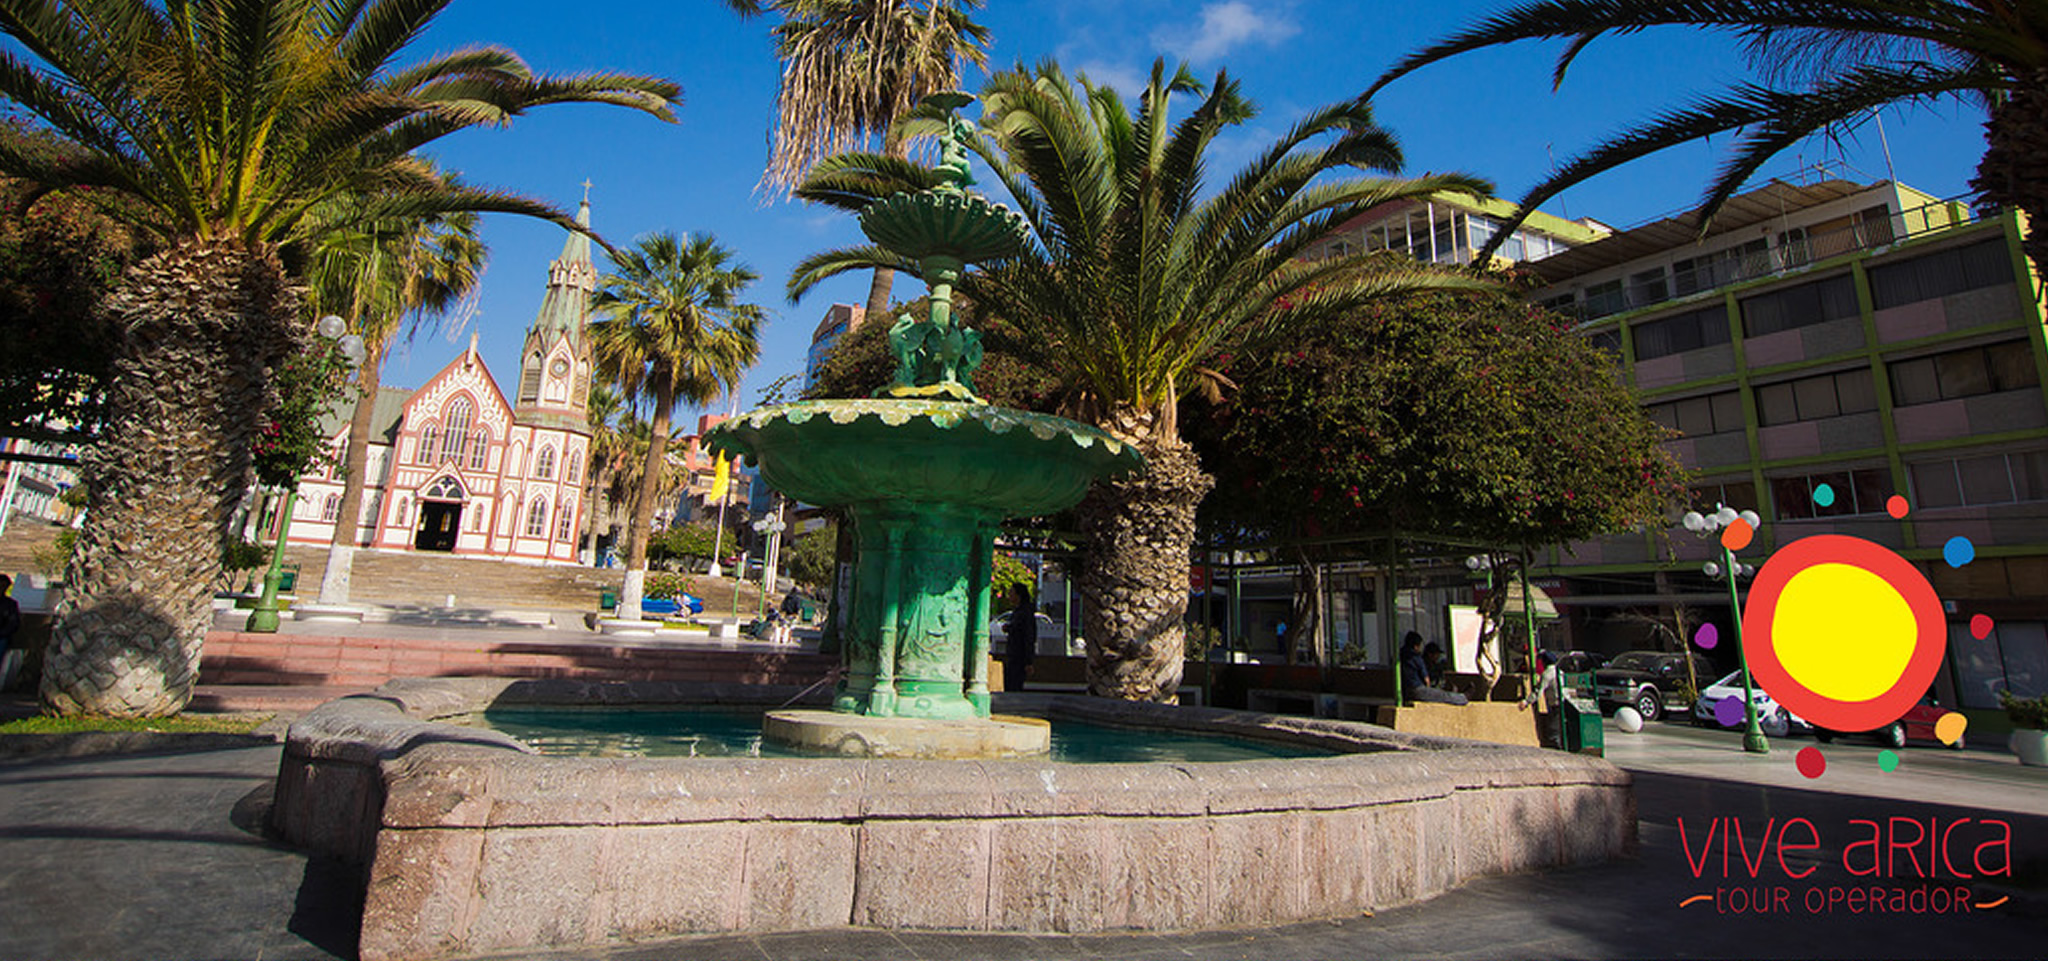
0,575,20,691
1001,584,1037,692
1519,650,1564,748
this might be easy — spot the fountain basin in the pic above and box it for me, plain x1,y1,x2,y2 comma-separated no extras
274,677,1635,961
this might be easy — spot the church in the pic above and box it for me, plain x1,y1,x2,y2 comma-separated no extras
284,199,598,565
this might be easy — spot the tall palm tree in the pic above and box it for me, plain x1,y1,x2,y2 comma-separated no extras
1369,1,2048,271
580,381,631,561
729,0,989,319
0,0,679,717
305,195,487,604
590,232,764,620
792,61,1496,701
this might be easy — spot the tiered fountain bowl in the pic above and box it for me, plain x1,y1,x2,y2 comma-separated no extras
705,93,1141,757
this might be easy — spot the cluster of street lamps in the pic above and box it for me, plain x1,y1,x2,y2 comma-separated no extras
246,316,365,633
1680,503,1770,754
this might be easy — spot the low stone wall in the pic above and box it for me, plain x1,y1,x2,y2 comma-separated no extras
1374,701,1542,747
275,679,1634,961
205,630,835,687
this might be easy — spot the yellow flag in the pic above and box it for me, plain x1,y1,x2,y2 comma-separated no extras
708,452,730,501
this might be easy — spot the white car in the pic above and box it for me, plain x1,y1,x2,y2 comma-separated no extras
988,611,1065,655
1692,671,1810,736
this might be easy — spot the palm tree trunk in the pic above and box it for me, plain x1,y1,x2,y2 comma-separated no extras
1972,70,2048,277
316,340,387,604
619,388,675,621
1076,418,1213,702
41,240,298,717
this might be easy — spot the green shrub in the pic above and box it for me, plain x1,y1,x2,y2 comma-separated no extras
29,528,76,580
644,572,695,601
2001,690,2048,730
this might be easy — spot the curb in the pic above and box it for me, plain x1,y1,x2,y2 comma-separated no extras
0,730,280,762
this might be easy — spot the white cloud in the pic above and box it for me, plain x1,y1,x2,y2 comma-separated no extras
1153,2,1300,64
1074,60,1150,99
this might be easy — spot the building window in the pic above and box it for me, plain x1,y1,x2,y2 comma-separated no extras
1770,467,1891,520
566,452,581,484
1739,274,1859,338
1868,238,2014,309
416,424,438,465
555,498,576,541
535,445,556,480
1908,449,2048,509
443,398,473,465
1953,620,2048,708
525,497,549,537
396,496,411,526
1690,480,1759,514
321,494,341,523
1888,339,2039,407
469,428,490,470
1673,239,1768,296
1646,390,1744,437
1627,267,1670,310
1631,305,1730,361
1584,279,1626,319
1754,368,1877,426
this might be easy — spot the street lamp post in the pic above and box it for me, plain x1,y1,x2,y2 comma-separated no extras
1681,503,1768,754
246,316,364,633
753,508,787,619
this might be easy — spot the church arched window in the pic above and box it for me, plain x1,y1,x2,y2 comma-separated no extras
416,423,438,465
566,449,581,484
469,428,490,470
554,496,576,541
444,398,473,465
535,444,557,480
524,496,549,537
321,494,340,523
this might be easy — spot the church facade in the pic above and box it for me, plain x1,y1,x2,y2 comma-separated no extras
285,200,598,565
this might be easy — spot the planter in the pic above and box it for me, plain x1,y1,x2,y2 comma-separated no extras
2010,728,2048,767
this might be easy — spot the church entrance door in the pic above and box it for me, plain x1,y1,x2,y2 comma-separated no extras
415,502,462,552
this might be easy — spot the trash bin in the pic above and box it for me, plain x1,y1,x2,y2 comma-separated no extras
278,565,299,593
600,589,618,611
1561,694,1605,757
800,599,817,623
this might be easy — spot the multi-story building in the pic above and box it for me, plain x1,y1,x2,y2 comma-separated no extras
284,198,599,565
1303,190,1608,266
0,436,79,530
1524,179,2046,722
804,303,866,385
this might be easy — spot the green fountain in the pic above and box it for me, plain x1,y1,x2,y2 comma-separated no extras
706,93,1141,758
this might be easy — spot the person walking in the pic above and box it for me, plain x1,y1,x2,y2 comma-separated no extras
1001,584,1037,692
1519,650,1564,748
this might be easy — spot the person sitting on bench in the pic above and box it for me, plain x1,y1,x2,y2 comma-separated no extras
1400,632,1467,705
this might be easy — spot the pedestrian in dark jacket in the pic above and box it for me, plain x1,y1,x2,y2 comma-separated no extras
1001,584,1036,692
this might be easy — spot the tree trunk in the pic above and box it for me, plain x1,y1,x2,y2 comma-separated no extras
618,387,674,621
316,340,387,604
1290,546,1326,665
1972,69,2048,276
41,240,298,716
1077,418,1213,702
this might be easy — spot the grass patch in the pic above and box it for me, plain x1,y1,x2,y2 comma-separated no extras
0,714,272,735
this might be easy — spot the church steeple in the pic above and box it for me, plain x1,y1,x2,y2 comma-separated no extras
514,191,597,433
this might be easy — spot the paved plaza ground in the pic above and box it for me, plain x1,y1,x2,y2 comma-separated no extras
2,703,2043,960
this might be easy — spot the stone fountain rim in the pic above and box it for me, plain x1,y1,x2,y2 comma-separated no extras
705,398,1141,464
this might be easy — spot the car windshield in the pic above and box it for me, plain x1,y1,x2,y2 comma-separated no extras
1607,653,1658,671
1709,671,1746,689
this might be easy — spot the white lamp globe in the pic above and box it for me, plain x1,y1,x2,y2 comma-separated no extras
1715,506,1740,526
315,314,346,339
1615,706,1644,733
1681,511,1705,532
1703,561,1721,578
1739,509,1762,529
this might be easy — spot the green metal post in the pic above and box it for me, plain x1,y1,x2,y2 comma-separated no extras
1519,553,1538,687
1725,540,1770,754
245,489,297,633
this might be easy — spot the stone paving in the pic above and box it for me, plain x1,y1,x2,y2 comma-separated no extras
1,721,2043,960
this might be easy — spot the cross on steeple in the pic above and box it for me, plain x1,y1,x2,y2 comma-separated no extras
581,179,593,204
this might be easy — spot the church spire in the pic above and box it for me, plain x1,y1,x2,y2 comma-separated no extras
514,187,597,432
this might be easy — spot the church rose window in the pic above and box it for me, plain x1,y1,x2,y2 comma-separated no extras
469,428,489,470
536,445,557,480
445,398,474,464
525,497,549,537
417,424,438,465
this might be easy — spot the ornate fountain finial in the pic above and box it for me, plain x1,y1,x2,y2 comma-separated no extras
857,91,1031,405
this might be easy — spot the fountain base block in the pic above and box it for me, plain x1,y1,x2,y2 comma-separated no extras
763,709,1049,759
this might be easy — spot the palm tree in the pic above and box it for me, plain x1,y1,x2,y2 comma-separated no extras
590,232,764,621
304,196,487,604
0,0,679,717
580,381,631,561
792,61,1496,701
1369,1,2048,271
728,0,989,319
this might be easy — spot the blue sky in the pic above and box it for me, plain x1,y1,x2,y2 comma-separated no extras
388,0,1987,415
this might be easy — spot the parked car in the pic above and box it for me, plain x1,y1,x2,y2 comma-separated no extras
1692,671,1811,736
1555,651,1611,675
1595,650,1715,722
988,611,1065,655
1814,695,1965,750
640,593,704,617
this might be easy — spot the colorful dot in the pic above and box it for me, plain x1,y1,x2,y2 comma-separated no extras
1693,622,1719,651
1971,614,1995,639
1714,697,1746,727
1720,518,1755,552
1878,750,1900,773
1943,536,1976,568
1813,483,1836,507
1886,495,1909,519
1936,711,1968,745
1795,746,1827,779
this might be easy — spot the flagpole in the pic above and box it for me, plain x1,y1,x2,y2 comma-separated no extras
705,392,742,578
